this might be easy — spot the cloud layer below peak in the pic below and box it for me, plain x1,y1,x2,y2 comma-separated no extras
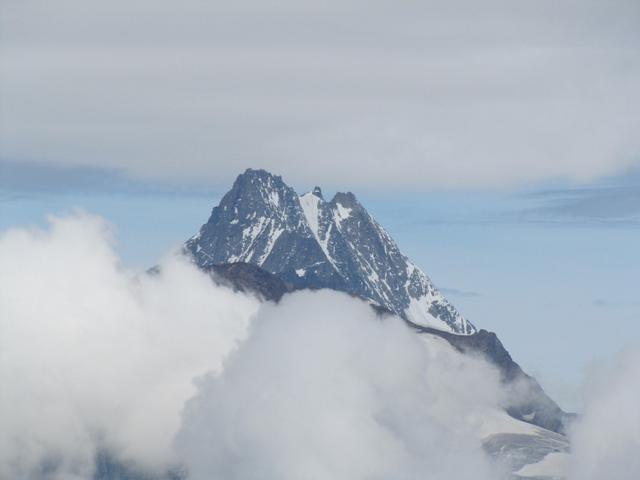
0,213,505,479
1,212,639,479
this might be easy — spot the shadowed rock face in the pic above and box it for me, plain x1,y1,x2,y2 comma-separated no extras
204,262,293,302
93,450,185,480
407,324,574,434
186,168,475,334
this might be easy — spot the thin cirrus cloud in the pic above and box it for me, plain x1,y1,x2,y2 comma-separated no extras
568,347,640,480
438,287,482,298
518,168,640,227
1,0,639,189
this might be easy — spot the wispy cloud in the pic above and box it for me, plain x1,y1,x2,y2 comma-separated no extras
593,298,614,308
516,170,640,227
1,213,505,480
439,287,482,298
398,169,640,230
592,298,640,309
0,160,216,198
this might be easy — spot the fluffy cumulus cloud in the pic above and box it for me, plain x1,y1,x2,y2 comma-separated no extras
0,213,260,478
1,0,639,189
568,347,640,480
3,212,640,480
0,213,507,479
175,291,504,480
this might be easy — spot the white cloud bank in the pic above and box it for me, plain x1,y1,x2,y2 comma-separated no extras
1,213,639,480
0,213,260,478
1,0,639,189
0,213,508,479
175,291,507,480
568,347,640,480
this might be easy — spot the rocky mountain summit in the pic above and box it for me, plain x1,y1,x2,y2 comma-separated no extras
186,168,475,334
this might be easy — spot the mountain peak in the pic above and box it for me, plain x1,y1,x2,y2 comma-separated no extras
233,169,285,194
186,169,476,335
311,186,323,199
331,191,360,209
332,191,356,203
239,167,279,180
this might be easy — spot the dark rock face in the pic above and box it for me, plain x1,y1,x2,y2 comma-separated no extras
93,451,184,480
204,262,294,302
186,168,475,334
408,324,574,434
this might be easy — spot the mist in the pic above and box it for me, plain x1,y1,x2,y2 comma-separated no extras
175,290,507,480
0,213,507,479
1,213,639,479
568,347,640,480
0,213,259,478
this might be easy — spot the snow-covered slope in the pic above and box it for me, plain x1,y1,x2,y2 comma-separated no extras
186,169,475,334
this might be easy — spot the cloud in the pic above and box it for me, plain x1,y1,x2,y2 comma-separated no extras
0,213,260,478
438,287,482,298
0,212,512,479
0,160,125,194
1,0,639,189
568,347,640,480
593,298,614,308
175,290,505,480
397,169,640,229
5,211,640,480
518,170,640,227
0,160,216,197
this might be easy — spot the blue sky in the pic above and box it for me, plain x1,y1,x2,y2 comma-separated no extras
2,161,639,411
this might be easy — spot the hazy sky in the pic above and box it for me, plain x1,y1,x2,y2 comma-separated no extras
1,0,640,412
2,0,640,188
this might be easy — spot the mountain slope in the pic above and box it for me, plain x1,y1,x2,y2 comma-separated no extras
186,168,475,334
206,260,572,436
204,260,573,480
